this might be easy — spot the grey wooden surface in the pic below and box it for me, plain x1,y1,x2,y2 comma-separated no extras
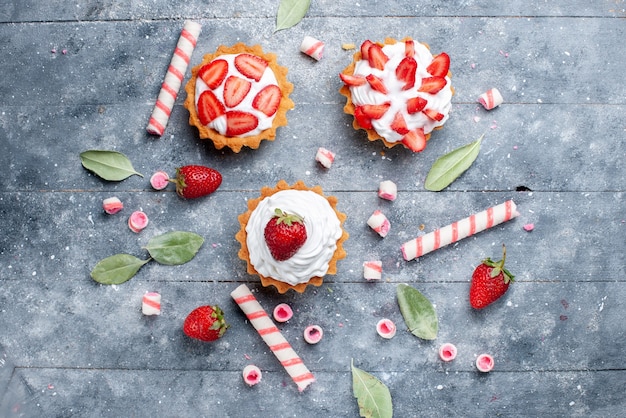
1,1,624,417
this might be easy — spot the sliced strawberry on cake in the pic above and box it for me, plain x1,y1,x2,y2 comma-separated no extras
235,53,268,82
253,85,282,117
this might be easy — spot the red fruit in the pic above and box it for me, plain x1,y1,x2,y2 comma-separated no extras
390,112,409,135
360,102,391,119
407,96,428,114
418,76,447,94
366,74,388,94
234,53,268,82
264,208,307,261
175,165,222,199
368,44,389,70
252,84,282,117
469,245,515,309
225,111,259,136
427,52,451,77
404,39,415,57
423,108,445,121
401,128,426,152
197,90,225,125
198,59,228,89
360,40,374,60
395,56,417,90
339,73,367,86
183,305,229,342
223,75,251,108
354,106,374,130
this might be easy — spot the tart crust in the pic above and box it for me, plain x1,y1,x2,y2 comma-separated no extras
184,43,294,152
236,180,348,294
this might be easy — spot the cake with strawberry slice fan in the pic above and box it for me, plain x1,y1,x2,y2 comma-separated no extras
339,37,453,152
236,180,348,294
184,43,294,152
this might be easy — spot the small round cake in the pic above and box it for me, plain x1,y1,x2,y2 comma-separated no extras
339,37,453,152
184,43,294,152
236,181,348,294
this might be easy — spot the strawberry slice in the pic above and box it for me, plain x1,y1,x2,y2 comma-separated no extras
418,76,447,94
423,108,445,121
407,96,428,114
197,90,225,125
396,56,417,90
225,111,258,136
390,112,410,135
198,59,228,89
368,44,389,70
234,54,268,82
360,40,374,60
360,102,391,119
252,84,282,117
339,73,367,86
405,39,415,57
401,128,427,152
427,52,450,77
223,75,251,108
366,74,388,94
354,106,374,130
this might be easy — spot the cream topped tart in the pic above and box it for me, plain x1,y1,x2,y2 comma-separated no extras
236,181,348,294
184,43,294,152
339,37,453,152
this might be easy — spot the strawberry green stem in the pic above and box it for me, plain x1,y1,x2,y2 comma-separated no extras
486,244,514,283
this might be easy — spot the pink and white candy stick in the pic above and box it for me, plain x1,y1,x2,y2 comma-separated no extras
300,36,325,61
478,88,503,110
147,20,202,136
231,284,315,392
142,292,161,315
363,260,382,281
378,180,397,201
367,210,390,237
401,200,519,261
315,147,335,168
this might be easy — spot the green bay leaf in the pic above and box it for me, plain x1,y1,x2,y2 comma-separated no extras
275,0,311,32
397,284,438,340
90,254,149,285
80,150,143,181
351,359,393,418
145,231,204,265
424,134,483,191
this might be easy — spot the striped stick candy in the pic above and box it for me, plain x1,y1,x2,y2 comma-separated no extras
477,88,503,110
401,200,519,261
147,20,202,136
142,292,161,315
367,210,390,238
231,284,315,392
300,36,325,61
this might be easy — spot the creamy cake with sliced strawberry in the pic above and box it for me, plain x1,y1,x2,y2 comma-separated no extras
184,43,294,152
236,181,348,294
339,38,453,152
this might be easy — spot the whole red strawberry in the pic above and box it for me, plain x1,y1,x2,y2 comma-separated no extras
183,305,229,342
264,208,307,261
174,165,222,199
469,245,515,309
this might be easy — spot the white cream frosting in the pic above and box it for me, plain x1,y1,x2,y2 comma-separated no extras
350,41,453,142
246,190,342,285
195,54,279,137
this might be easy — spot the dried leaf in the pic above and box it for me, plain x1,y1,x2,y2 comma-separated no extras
397,284,438,340
275,0,311,32
90,254,150,285
80,150,143,181
424,134,483,191
351,359,393,418
145,231,204,265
